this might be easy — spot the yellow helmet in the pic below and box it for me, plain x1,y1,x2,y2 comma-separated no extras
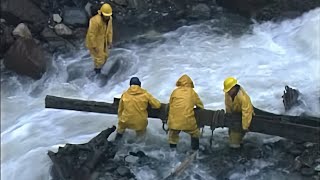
99,3,112,16
223,77,237,92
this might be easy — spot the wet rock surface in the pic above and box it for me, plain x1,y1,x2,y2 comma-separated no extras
47,123,320,180
216,0,320,21
4,38,48,79
1,0,319,78
196,140,319,179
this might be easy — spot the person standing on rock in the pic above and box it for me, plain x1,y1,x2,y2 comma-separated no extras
86,3,113,74
167,74,204,151
116,77,161,140
223,77,254,148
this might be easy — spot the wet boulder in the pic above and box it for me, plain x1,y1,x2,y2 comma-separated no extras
4,38,48,79
0,0,48,25
12,23,32,39
53,14,62,23
62,7,88,27
216,0,320,21
54,24,73,36
191,3,211,19
41,27,75,53
0,22,14,58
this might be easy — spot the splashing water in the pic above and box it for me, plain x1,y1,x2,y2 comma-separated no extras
1,8,320,180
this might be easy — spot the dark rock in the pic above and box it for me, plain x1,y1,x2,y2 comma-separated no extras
301,167,316,176
216,0,320,21
293,157,302,171
54,24,73,36
40,27,75,53
4,38,48,79
90,3,102,17
298,147,319,168
290,148,303,156
114,0,128,6
104,162,119,171
312,174,320,180
0,22,14,58
191,3,211,19
127,0,147,10
116,166,131,176
62,7,88,27
0,0,48,26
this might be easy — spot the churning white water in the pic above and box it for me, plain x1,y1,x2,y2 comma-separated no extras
1,8,320,180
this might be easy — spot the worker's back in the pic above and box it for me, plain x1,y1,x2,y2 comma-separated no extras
118,85,161,131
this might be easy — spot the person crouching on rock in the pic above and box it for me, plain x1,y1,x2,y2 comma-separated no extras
167,74,204,151
223,77,254,148
115,77,161,140
85,3,113,74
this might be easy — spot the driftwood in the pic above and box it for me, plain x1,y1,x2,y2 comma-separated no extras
163,151,197,180
48,126,135,180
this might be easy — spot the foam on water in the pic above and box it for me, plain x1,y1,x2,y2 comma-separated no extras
1,8,320,180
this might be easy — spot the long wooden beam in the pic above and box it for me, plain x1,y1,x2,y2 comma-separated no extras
45,95,320,143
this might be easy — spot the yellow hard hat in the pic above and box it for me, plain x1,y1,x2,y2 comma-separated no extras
99,3,112,16
223,77,237,92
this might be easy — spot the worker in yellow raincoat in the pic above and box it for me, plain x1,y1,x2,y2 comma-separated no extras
168,74,204,150
223,77,254,148
116,77,161,140
86,3,113,74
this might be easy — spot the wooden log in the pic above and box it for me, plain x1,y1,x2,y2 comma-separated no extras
45,95,320,143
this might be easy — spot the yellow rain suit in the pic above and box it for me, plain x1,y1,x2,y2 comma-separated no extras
117,85,161,135
168,75,204,145
85,14,113,69
225,87,254,148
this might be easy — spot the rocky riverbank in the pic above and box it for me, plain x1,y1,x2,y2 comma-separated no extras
1,0,319,79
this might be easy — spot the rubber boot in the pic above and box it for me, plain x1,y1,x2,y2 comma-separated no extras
94,68,101,74
115,133,123,141
191,137,199,150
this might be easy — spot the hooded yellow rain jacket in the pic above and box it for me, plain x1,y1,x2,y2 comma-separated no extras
168,75,204,131
117,85,161,133
85,14,113,69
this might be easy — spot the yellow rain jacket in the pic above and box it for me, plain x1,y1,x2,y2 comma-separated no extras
225,87,254,130
168,75,204,131
118,85,161,131
85,14,113,69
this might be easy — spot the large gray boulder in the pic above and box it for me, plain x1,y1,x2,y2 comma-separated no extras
0,22,14,58
62,7,88,26
12,23,32,39
54,24,73,36
191,3,211,19
4,38,48,79
41,27,75,53
0,0,48,25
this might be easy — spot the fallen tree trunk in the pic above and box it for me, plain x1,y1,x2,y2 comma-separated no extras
45,95,320,143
